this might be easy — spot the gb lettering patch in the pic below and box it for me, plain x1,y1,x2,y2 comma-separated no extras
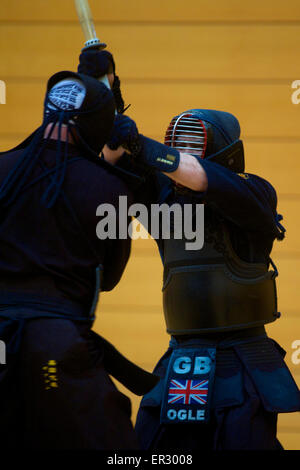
160,348,216,424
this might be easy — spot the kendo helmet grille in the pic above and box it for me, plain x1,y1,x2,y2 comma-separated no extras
164,112,208,158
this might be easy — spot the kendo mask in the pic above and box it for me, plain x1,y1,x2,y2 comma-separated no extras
0,71,116,209
44,70,116,157
164,109,245,173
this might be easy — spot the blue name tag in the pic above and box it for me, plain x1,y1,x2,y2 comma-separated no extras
160,347,216,424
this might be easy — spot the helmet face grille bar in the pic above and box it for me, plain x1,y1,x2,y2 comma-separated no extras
164,113,208,158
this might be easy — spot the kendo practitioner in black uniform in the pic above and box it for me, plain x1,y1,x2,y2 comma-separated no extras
0,70,158,450
78,51,300,451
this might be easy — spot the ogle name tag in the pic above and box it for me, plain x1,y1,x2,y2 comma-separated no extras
160,348,216,424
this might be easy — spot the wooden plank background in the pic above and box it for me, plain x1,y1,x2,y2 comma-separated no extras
1,0,300,22
0,0,299,450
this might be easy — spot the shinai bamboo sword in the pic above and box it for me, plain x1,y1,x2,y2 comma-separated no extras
74,0,111,89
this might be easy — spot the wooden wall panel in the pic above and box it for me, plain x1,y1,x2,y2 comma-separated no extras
1,24,300,80
1,82,300,139
93,310,168,368
99,254,163,309
279,412,300,432
277,430,300,450
124,83,300,139
0,137,22,152
244,142,300,195
1,0,300,22
266,317,300,372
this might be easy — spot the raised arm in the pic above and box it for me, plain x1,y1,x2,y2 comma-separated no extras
103,115,284,240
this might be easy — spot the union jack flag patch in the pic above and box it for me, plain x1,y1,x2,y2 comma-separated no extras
168,379,208,405
160,347,216,424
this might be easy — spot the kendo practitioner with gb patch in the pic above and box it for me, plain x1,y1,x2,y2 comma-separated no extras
0,70,158,449
78,51,300,450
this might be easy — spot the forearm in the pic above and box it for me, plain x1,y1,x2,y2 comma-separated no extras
102,144,125,165
162,152,208,192
103,138,208,193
